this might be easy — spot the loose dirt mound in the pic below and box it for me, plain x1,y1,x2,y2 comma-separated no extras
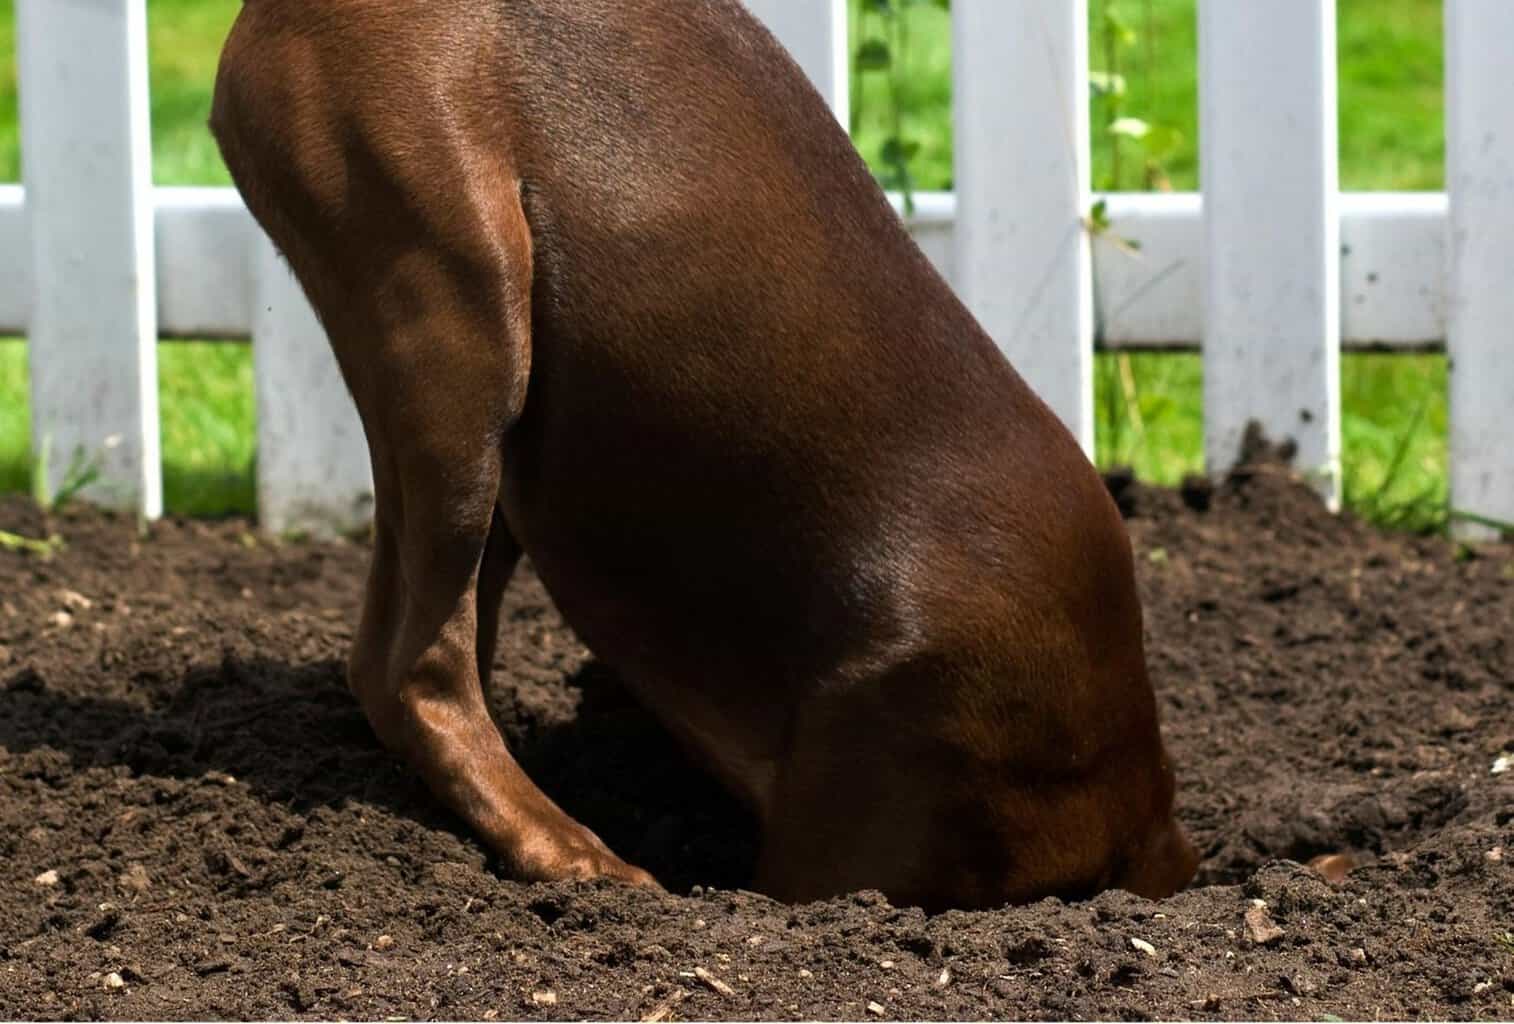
2,456,1511,1020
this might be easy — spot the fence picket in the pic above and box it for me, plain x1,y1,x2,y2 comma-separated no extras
1198,0,1341,504
742,0,849,126
16,0,161,517
951,0,1095,453
4,1,1512,541
252,242,374,537
1445,0,1514,540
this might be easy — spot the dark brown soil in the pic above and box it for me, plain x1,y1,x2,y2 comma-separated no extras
2,452,1512,1020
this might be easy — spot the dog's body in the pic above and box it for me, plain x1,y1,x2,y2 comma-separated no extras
212,0,1197,910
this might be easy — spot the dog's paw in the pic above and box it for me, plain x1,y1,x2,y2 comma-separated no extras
508,823,662,891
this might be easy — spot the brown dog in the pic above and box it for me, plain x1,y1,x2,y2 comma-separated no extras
210,0,1197,910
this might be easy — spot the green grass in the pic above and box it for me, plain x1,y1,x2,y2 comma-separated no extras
0,0,1456,530
0,0,240,184
0,0,13,183
143,0,241,186
0,339,26,496
1095,352,1449,534
154,341,257,517
849,0,954,196
0,339,256,518
1337,0,1446,191
849,0,1446,192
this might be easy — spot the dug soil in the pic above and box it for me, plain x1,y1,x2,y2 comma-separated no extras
2,449,1512,1020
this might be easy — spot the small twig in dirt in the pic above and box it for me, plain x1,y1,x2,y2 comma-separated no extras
693,966,736,998
640,988,689,1022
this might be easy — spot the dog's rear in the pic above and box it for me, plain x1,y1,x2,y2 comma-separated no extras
213,0,1197,910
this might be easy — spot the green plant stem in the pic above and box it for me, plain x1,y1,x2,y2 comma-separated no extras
887,7,915,214
1105,12,1123,190
0,527,63,558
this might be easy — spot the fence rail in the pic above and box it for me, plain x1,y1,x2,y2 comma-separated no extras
5,0,1512,538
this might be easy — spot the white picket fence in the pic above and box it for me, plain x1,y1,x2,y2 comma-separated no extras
3,0,1512,538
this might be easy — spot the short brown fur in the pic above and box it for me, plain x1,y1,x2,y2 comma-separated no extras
210,0,1197,911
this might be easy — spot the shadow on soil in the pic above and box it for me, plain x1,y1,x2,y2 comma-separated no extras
0,655,760,894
